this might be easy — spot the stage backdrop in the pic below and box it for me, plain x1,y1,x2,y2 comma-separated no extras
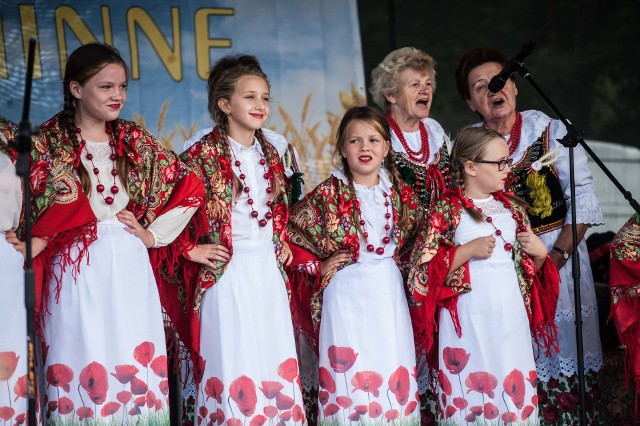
0,0,366,187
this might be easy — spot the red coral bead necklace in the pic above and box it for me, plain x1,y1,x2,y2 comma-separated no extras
230,147,273,227
79,127,119,205
386,114,430,163
356,190,392,255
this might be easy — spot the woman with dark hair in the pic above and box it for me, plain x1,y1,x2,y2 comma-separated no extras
455,47,605,424
14,42,204,423
288,105,423,424
175,54,305,424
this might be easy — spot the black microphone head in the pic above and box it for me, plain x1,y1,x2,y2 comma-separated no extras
488,76,506,94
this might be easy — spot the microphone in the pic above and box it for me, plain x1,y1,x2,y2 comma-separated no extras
488,40,536,93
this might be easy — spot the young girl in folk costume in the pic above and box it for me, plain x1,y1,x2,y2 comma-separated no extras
288,106,424,425
0,118,29,425
174,55,305,425
408,127,559,425
23,43,204,424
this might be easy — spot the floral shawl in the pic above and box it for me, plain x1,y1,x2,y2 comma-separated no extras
609,213,640,410
159,127,290,358
407,188,560,363
30,114,205,319
287,174,424,356
0,116,17,159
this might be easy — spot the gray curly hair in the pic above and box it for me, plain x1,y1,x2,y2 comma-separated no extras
369,47,436,112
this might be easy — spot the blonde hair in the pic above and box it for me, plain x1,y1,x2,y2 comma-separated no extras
369,47,436,113
333,106,412,233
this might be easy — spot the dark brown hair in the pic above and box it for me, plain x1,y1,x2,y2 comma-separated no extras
62,43,130,195
455,48,510,101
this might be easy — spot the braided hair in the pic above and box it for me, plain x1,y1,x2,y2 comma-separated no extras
207,54,281,199
450,126,526,221
333,106,412,236
62,43,130,195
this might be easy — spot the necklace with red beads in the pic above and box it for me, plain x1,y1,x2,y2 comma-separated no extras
79,126,120,205
386,114,430,163
463,192,525,255
484,111,522,157
355,188,392,255
229,144,274,227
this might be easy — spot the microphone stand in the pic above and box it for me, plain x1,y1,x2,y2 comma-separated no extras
12,38,39,426
517,64,640,425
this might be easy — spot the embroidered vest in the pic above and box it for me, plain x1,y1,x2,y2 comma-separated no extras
395,143,450,211
506,127,566,234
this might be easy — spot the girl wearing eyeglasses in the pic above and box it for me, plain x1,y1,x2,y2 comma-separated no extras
408,126,559,425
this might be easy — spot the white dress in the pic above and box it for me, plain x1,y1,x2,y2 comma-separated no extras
0,152,28,424
315,170,419,425
437,196,538,425
511,110,604,381
195,137,305,425
41,140,196,424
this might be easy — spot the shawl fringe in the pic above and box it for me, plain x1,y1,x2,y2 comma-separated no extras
530,257,560,358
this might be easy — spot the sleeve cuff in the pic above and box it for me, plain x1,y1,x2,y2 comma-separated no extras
565,193,604,225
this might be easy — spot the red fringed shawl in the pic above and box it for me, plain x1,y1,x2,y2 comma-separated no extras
286,175,425,358
407,188,560,368
157,128,290,363
30,114,205,321
609,213,640,412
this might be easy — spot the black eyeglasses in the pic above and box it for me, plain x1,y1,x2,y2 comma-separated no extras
474,158,513,171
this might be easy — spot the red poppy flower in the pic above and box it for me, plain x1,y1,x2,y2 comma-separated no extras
155,399,162,411
48,400,58,413
134,396,146,406
343,404,362,416
279,410,292,421
501,412,517,424
150,356,168,378
318,389,329,405
199,406,209,420
0,352,20,381
527,370,537,388
348,412,361,422
483,402,499,420
128,405,141,416
327,346,358,374
385,409,399,422
58,396,74,415
79,362,109,404
388,366,410,405
442,347,470,375
465,371,498,399
369,401,382,418
159,379,169,396
275,392,294,410
204,377,224,403
405,400,418,416
531,394,538,406
100,402,121,417
117,390,132,404
77,406,94,421
249,414,266,426
441,392,447,408
263,406,277,419
351,371,383,397
111,365,139,385
453,397,468,410
292,404,305,423
46,364,74,392
146,390,157,408
14,413,26,425
130,377,148,395
465,412,477,422
323,403,339,417
212,408,225,424
30,160,49,195
258,381,282,400
277,358,298,383
503,369,525,409
13,375,28,401
336,396,352,409
0,406,14,421
133,342,155,367
229,376,258,417
444,405,456,418
318,367,336,393
522,405,535,420
438,370,452,396
227,418,242,426
194,356,206,385
469,405,483,416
